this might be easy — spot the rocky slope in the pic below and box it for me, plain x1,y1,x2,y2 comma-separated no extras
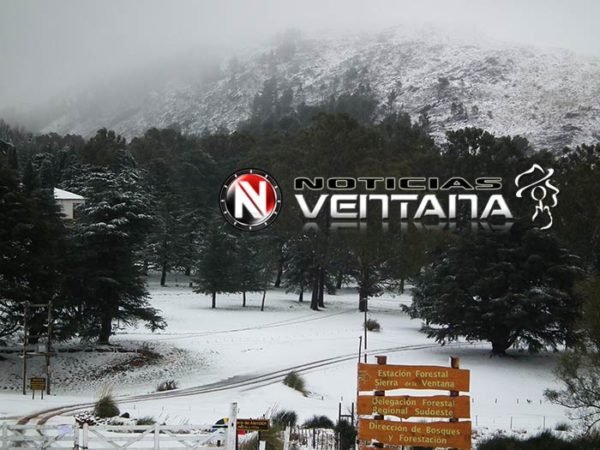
39,26,600,149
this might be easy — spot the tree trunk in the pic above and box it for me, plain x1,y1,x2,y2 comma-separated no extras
310,275,320,311
142,260,149,275
318,269,325,308
242,291,247,307
491,339,510,356
358,289,368,312
400,278,405,293
298,288,304,303
274,261,283,288
335,273,343,290
261,287,267,311
160,237,168,286
212,291,216,309
99,313,113,344
185,266,191,276
160,261,168,286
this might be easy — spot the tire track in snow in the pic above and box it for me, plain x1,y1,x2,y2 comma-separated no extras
17,342,462,425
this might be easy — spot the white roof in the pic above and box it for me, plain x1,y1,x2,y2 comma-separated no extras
53,188,84,200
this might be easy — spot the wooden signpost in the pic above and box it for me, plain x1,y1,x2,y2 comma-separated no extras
236,419,270,431
357,356,472,450
29,377,46,399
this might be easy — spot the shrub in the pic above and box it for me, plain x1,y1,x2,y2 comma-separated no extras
365,318,381,332
554,421,571,432
334,420,356,450
477,431,600,450
283,371,307,395
157,379,178,392
138,343,161,363
272,409,298,428
303,415,334,429
136,416,156,426
94,388,120,418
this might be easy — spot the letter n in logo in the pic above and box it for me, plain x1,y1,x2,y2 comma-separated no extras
220,169,281,231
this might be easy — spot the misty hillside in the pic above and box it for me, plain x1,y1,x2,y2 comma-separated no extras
39,27,600,149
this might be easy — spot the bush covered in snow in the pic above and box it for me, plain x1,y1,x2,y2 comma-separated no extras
283,371,307,396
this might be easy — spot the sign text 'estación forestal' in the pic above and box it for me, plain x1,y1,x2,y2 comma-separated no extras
357,363,470,392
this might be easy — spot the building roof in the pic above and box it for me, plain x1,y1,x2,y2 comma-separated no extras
53,188,84,201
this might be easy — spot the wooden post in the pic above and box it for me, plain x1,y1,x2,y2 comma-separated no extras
373,355,387,449
358,336,362,363
46,300,53,395
449,356,460,450
363,303,368,350
22,302,29,395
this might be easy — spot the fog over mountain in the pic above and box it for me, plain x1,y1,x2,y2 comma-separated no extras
2,0,600,148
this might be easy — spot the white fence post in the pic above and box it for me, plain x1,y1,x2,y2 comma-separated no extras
226,402,238,450
1,423,7,450
73,424,79,450
82,423,88,450
154,424,160,450
283,426,291,450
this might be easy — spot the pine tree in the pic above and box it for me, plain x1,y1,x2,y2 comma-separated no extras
409,224,582,355
229,234,262,307
193,220,238,308
0,155,66,340
62,167,163,343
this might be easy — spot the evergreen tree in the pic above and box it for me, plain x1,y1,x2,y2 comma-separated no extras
62,167,163,343
283,234,316,303
193,220,238,308
230,235,262,307
0,155,66,340
409,225,582,355
555,144,600,271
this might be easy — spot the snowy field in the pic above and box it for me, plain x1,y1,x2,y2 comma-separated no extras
0,274,577,442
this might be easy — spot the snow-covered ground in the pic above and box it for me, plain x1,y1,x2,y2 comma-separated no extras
0,274,578,443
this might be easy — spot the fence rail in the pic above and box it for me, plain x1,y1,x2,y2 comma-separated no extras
0,423,224,450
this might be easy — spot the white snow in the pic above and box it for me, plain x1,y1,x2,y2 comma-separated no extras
0,274,578,445
39,26,600,151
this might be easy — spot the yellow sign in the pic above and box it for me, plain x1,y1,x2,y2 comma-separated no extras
357,395,470,419
358,419,471,449
358,363,470,392
30,377,46,391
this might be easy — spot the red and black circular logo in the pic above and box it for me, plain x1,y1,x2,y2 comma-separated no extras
219,169,282,231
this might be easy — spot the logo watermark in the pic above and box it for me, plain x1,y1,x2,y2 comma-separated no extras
218,168,559,232
219,168,281,231
515,164,559,230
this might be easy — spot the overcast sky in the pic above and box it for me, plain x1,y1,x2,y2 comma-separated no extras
1,0,600,111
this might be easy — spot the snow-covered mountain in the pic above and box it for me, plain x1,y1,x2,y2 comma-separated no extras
39,26,600,150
